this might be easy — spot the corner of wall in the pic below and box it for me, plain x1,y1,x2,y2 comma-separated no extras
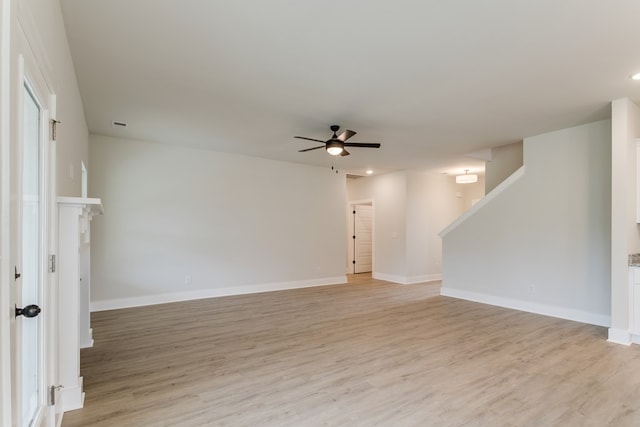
440,166,525,238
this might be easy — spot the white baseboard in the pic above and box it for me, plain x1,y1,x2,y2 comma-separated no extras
441,287,611,327
80,328,93,349
610,328,633,345
60,378,84,412
373,272,405,284
373,272,442,285
407,274,442,284
91,276,347,312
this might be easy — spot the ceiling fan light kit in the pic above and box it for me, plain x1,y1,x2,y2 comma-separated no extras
326,140,344,156
456,169,478,184
295,125,381,157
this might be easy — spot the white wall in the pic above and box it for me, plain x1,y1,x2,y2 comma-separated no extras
347,172,407,280
460,175,485,211
17,0,88,196
347,170,463,283
441,120,611,326
610,98,640,343
485,141,523,193
406,171,464,281
89,135,347,309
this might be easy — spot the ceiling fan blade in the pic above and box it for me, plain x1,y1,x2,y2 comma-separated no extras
340,149,350,157
298,145,325,152
337,130,356,142
294,136,326,143
343,142,381,148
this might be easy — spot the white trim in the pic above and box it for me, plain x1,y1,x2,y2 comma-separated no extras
373,272,406,284
636,140,640,223
439,165,525,237
608,328,632,346
373,272,441,285
57,197,103,215
0,0,11,423
348,198,375,206
79,330,93,349
441,287,611,327
91,276,348,312
347,199,375,275
630,333,640,345
407,274,442,284
15,39,57,426
59,378,84,412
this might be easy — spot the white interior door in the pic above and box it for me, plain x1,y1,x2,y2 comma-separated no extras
11,46,55,426
354,205,373,274
18,77,48,427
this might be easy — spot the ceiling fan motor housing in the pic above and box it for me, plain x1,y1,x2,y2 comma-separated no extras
326,139,344,155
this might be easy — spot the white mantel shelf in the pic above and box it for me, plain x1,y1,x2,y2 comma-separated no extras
57,196,103,215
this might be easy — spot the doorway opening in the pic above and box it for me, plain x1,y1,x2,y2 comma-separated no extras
347,200,374,275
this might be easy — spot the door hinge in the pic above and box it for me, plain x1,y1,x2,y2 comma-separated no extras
353,260,356,264
50,119,60,141
48,255,56,273
49,385,63,406
353,210,356,214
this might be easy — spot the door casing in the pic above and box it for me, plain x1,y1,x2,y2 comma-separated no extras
347,199,375,275
7,8,59,426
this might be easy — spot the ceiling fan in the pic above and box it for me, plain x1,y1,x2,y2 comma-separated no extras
295,125,381,156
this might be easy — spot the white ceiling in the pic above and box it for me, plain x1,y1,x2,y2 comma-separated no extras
60,0,640,177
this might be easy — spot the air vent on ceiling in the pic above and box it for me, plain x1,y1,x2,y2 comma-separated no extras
112,121,127,127
346,174,364,179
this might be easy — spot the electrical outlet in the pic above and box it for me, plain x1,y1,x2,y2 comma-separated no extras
185,274,192,285
528,284,535,294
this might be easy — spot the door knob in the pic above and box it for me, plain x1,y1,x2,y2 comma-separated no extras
15,304,41,318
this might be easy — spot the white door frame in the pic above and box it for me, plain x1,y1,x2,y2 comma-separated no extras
5,5,59,425
13,54,56,427
347,199,375,275
0,0,13,425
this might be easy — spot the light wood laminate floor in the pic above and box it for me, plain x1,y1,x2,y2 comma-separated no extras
63,275,640,426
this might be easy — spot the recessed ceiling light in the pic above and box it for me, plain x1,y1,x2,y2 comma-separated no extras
631,72,640,80
366,170,373,175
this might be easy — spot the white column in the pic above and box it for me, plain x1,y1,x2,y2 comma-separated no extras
57,197,102,411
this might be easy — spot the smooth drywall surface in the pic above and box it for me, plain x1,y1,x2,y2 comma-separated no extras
89,135,346,305
442,120,611,325
623,103,640,254
460,175,485,211
406,171,463,280
347,172,407,280
23,0,88,196
610,99,640,337
485,141,523,193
